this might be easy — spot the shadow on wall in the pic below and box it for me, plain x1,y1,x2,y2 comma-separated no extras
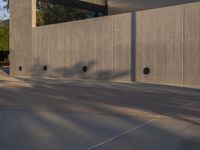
29,59,130,81
131,12,136,81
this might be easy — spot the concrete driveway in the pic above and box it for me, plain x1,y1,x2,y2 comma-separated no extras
0,75,199,150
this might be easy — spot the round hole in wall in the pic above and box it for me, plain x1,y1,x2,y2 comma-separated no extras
143,67,150,75
82,66,87,72
43,65,48,71
19,66,22,71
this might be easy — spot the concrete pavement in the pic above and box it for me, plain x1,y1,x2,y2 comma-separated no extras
0,66,9,76
0,75,199,150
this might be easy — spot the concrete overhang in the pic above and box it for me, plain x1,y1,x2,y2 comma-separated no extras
108,0,200,14
50,0,108,14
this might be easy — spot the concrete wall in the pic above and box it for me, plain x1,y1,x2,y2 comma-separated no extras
136,2,200,85
10,0,200,85
31,14,132,81
184,2,200,84
10,0,36,76
10,0,132,81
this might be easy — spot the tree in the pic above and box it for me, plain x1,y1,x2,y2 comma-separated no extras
36,1,92,26
0,23,9,51
3,0,95,26
0,2,9,59
0,2,8,20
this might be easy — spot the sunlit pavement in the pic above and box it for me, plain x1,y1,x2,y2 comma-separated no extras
0,75,200,150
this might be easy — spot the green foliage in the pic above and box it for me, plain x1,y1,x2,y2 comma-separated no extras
36,2,92,26
0,23,9,51
3,0,96,26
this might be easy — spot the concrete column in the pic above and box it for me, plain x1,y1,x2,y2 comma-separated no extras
10,0,36,75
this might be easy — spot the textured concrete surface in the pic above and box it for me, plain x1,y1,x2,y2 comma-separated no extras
10,0,200,86
10,0,36,76
108,0,200,14
136,5,183,84
0,75,199,150
136,1,200,85
20,5,132,81
184,2,200,84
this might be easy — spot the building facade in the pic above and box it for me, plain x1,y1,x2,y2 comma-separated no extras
10,0,200,85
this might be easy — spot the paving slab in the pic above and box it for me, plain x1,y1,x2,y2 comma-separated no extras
0,75,199,150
